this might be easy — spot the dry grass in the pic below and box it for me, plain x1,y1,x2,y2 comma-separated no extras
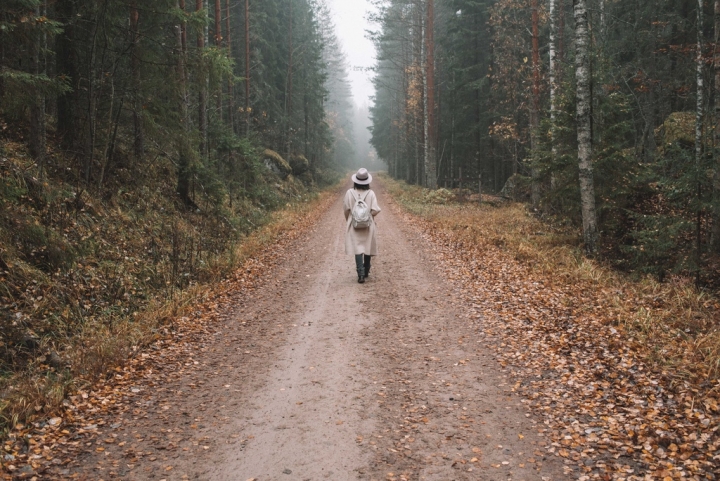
0,189,339,436
0,139,341,438
382,174,720,391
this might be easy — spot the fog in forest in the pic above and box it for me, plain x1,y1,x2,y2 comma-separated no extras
324,0,383,172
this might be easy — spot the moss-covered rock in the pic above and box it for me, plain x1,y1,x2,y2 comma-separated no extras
262,149,292,178
500,173,531,200
423,188,454,204
288,154,310,176
654,112,694,151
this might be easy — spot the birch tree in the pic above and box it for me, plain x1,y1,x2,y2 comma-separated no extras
696,0,705,264
574,0,598,255
548,0,557,189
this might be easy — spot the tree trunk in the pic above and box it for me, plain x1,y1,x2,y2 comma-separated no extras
402,32,410,183
29,2,46,176
205,0,209,50
98,78,115,188
695,0,705,276
713,0,720,251
558,0,565,66
474,11,481,183
698,0,705,175
245,0,251,137
696,0,705,267
180,0,188,84
197,0,207,159
416,0,424,186
530,0,541,208
131,0,144,163
84,5,102,185
226,0,234,133
424,0,437,189
56,0,77,152
285,0,294,159
421,0,428,186
549,0,558,190
176,0,192,205
244,0,251,137
215,0,222,121
215,0,222,45
574,0,599,255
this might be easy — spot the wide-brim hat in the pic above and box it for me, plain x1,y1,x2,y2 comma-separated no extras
352,168,372,185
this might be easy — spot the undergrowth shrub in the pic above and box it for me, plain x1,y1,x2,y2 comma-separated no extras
381,173,720,388
0,138,341,437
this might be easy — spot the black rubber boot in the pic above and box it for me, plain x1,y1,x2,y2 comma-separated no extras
355,255,365,283
363,255,371,278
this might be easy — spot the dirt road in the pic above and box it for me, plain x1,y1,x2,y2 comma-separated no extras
66,180,567,480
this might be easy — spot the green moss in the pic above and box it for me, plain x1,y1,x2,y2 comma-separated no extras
262,149,292,177
0,176,26,202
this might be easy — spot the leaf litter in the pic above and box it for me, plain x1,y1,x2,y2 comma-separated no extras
0,191,338,480
393,198,720,479
3,178,719,480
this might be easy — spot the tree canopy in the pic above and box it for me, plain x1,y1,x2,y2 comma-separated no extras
370,0,720,282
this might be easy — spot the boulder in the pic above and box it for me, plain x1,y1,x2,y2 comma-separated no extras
654,111,694,152
288,154,310,176
262,149,292,178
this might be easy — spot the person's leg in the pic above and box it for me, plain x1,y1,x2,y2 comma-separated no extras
363,255,371,278
355,254,365,283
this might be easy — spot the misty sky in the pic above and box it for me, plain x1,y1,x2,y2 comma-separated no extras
324,0,376,108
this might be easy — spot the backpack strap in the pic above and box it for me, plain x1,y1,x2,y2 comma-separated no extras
351,189,369,202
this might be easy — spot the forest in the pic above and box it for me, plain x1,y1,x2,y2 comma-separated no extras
369,0,720,284
0,0,359,434
2,1,720,479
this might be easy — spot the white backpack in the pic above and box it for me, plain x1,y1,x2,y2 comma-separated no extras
350,190,372,229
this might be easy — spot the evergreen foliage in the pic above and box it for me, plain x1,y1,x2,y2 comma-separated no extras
370,0,720,282
0,0,355,416
1,0,353,200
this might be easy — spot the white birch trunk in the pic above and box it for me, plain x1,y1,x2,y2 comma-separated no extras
697,0,705,174
574,0,599,255
696,0,705,267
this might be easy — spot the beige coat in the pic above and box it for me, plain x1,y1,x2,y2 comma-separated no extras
344,188,381,256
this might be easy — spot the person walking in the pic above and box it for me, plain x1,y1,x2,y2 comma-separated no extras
343,168,381,283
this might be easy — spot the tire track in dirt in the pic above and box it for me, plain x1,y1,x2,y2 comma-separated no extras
355,180,567,481
203,185,378,480
61,179,567,480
